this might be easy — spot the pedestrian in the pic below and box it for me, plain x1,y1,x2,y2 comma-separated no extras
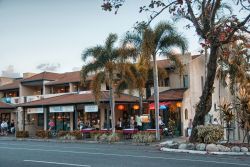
1,120,8,136
48,119,55,131
159,116,164,128
1,120,4,135
116,118,123,130
136,115,142,131
78,119,84,130
10,120,15,134
187,119,192,137
130,116,135,129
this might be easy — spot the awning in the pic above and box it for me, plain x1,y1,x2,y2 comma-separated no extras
149,102,172,110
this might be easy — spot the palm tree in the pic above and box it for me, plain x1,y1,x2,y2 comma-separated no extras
81,33,121,134
216,40,249,140
123,22,187,140
116,57,168,115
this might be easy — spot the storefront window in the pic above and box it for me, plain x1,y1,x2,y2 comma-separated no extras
37,113,44,127
78,110,100,129
48,112,70,131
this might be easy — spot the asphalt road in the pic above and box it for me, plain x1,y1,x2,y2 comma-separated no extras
0,140,250,167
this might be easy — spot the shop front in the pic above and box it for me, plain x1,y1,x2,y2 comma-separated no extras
18,91,140,135
147,88,187,136
76,104,100,130
48,105,74,131
0,101,16,131
25,107,44,135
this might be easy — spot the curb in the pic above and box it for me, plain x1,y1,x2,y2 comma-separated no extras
0,137,154,146
161,147,250,155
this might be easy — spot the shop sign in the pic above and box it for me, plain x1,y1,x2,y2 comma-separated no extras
27,107,44,114
84,105,98,112
50,105,74,113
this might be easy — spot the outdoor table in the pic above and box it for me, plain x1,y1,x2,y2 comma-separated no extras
123,129,138,139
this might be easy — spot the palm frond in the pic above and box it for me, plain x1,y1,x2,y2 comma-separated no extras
154,22,174,46
105,33,118,52
91,71,106,103
82,46,104,61
159,33,188,54
168,54,185,76
81,62,103,85
122,32,142,50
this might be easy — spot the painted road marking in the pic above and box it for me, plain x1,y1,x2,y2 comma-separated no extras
23,160,91,167
0,146,250,167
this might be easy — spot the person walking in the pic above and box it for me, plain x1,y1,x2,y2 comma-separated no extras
136,115,142,131
10,120,15,134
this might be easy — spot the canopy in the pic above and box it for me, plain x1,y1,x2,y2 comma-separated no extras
149,102,171,110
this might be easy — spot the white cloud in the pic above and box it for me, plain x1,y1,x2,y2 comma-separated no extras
1,65,20,78
36,63,61,72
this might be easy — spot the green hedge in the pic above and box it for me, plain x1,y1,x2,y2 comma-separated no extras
16,131,29,138
196,125,224,144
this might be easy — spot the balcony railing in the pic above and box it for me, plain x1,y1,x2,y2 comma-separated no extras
1,92,72,104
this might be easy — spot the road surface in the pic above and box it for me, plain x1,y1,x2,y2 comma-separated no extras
0,140,249,167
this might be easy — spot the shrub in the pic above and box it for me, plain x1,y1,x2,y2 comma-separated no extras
16,131,29,138
35,130,50,138
196,125,224,144
132,132,155,144
99,133,108,142
58,131,68,137
107,133,120,143
57,131,82,140
70,131,82,140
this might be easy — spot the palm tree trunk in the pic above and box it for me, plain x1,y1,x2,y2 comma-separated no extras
109,80,116,134
139,92,143,115
153,54,160,141
189,44,219,142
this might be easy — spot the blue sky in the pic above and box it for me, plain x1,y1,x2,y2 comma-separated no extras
0,0,201,77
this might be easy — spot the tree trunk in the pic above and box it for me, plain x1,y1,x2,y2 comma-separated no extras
189,44,219,142
109,81,116,134
153,54,160,141
139,92,143,115
146,82,152,99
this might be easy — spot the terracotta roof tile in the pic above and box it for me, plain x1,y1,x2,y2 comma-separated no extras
0,79,22,91
148,88,187,101
18,91,139,107
22,72,62,82
45,71,94,85
154,59,174,69
0,101,15,109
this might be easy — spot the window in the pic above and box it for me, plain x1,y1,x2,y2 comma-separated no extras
185,109,188,120
201,76,204,91
164,78,170,87
37,113,44,127
214,103,217,112
183,75,189,88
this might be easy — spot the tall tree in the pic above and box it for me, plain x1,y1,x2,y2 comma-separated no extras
123,22,187,140
102,0,250,142
116,57,168,115
81,33,120,134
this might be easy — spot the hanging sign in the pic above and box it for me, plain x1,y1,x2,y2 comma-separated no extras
27,108,44,114
49,106,74,113
84,105,98,112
